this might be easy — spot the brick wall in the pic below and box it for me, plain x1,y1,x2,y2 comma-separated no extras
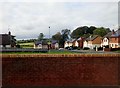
2,54,120,87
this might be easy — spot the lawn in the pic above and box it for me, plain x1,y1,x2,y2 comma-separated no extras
1,50,77,54
19,42,34,48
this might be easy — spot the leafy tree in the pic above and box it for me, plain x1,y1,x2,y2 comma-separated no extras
52,32,61,41
106,28,111,33
71,26,96,39
61,29,71,41
59,29,70,47
38,33,44,41
93,27,109,37
89,26,97,34
71,26,86,38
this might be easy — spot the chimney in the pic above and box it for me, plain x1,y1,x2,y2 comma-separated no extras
112,30,115,35
8,31,11,35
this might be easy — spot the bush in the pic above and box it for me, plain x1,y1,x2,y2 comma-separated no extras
16,44,21,48
104,45,109,48
72,46,78,50
83,47,90,50
94,46,103,51
65,46,70,49
111,48,120,51
77,47,81,50
98,47,103,50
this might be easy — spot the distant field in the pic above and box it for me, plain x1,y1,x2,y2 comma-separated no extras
19,42,34,48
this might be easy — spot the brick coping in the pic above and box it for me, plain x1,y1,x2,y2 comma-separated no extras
1,53,120,58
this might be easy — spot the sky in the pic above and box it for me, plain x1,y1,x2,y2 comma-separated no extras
0,0,119,40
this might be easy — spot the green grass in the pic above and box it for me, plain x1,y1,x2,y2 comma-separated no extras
114,50,120,53
48,50,77,54
1,50,77,54
19,42,34,48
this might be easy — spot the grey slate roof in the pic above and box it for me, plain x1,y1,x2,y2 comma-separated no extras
111,30,120,37
85,35,98,41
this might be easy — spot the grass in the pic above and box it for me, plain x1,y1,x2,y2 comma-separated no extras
48,50,77,54
19,42,34,48
114,50,120,53
1,50,77,54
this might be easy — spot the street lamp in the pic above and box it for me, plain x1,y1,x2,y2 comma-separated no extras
48,26,51,51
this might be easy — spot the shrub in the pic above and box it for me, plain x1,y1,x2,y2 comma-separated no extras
83,47,90,50
72,46,78,50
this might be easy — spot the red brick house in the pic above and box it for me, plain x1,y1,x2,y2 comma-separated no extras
109,30,120,48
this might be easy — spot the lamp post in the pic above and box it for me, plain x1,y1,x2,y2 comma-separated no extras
48,26,50,51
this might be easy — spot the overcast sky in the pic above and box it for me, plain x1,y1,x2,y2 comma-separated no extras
0,0,119,39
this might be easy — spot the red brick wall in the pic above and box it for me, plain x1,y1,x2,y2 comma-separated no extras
2,54,120,87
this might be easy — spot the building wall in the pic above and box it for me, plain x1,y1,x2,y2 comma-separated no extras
73,41,78,47
78,40,84,48
64,42,73,48
110,36,120,48
83,41,88,48
101,37,109,47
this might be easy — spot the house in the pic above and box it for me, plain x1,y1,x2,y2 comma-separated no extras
34,40,59,49
64,37,85,49
109,30,120,48
51,40,59,49
101,32,112,47
64,40,73,48
83,35,101,49
34,41,42,49
72,39,79,47
0,31,16,48
34,40,48,49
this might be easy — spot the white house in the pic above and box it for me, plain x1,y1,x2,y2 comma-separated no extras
101,32,112,47
64,41,73,48
72,39,79,47
34,41,42,49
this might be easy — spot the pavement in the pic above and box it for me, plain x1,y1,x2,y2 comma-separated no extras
70,50,120,54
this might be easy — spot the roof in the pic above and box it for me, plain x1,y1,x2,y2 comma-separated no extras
35,41,42,45
51,40,58,44
111,30,120,37
85,35,98,41
77,37,85,41
35,40,58,45
0,34,11,45
103,32,112,38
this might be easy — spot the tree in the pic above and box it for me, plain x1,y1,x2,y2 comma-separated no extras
38,33,44,41
52,32,61,41
89,26,97,34
71,26,96,39
61,29,71,41
93,27,109,37
59,29,70,47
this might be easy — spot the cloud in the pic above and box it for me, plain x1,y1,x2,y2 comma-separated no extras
0,1,118,39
